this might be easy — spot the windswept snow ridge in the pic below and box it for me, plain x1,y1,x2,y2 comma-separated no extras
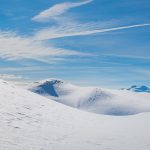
29,79,150,116
1,79,150,150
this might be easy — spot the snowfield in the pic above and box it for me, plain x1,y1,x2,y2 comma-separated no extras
1,79,150,150
29,78,150,115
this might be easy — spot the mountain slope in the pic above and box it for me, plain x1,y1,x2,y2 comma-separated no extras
1,79,150,150
29,79,150,116
125,85,150,93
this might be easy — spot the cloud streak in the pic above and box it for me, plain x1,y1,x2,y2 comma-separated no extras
0,74,23,80
1,0,150,63
0,31,82,62
32,0,93,22
35,23,150,40
0,74,30,86
1,23,149,62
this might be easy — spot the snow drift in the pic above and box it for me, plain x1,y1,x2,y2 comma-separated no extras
29,78,150,116
1,79,150,150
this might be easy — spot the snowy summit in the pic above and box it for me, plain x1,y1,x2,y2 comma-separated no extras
29,78,150,116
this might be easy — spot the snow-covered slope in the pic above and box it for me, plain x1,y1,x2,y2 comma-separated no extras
1,79,150,150
124,85,150,93
29,79,150,116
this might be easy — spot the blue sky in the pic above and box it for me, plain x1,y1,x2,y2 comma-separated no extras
0,0,150,88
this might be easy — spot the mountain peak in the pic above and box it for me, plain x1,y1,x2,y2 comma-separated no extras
126,85,150,93
30,78,72,98
29,78,150,116
33,78,65,85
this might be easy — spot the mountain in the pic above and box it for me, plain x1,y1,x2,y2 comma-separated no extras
29,78,150,116
1,79,150,150
125,85,150,93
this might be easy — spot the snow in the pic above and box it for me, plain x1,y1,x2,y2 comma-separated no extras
29,78,150,116
1,79,150,150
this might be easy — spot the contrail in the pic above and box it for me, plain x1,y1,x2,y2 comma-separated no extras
76,23,150,36
35,23,150,40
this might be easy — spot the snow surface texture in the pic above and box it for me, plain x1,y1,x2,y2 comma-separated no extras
1,79,150,150
29,79,150,116
124,85,150,93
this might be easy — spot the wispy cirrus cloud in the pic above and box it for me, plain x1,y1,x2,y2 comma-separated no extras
0,74,23,80
32,0,93,22
0,31,83,62
31,0,150,41
0,74,30,86
0,1,95,62
1,0,150,63
34,23,150,40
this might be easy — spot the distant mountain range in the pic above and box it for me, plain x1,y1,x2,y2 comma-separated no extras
122,85,150,93
29,78,150,116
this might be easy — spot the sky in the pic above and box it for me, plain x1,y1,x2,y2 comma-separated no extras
0,0,150,88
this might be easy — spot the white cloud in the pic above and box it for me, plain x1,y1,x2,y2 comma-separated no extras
0,74,23,80
1,23,149,62
1,0,150,63
104,54,150,60
0,74,30,86
34,23,150,40
133,69,150,76
32,0,93,22
32,0,150,40
0,31,82,62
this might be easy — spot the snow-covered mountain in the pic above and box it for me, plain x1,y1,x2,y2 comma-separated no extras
1,79,150,150
124,85,150,93
29,78,150,116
